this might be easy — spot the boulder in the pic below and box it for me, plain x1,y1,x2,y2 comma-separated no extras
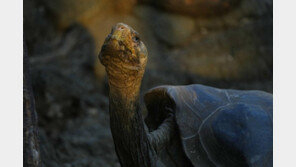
152,12,195,46
42,0,137,29
168,19,273,80
141,0,241,17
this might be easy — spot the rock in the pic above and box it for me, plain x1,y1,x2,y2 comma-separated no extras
152,12,195,46
39,116,120,167
238,0,273,17
29,24,104,134
142,0,241,17
168,18,273,80
24,40,42,167
53,117,119,167
134,5,195,46
24,0,57,53
42,0,104,29
167,0,273,80
39,129,60,167
42,0,138,29
134,0,273,80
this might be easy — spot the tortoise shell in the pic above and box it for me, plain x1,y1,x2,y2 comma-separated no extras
144,84,273,167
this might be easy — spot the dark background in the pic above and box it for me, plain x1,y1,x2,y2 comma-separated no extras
24,0,272,166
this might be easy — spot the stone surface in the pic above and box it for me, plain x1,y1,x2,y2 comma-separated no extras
134,6,196,46
168,19,273,80
151,12,195,46
142,0,241,17
42,0,138,29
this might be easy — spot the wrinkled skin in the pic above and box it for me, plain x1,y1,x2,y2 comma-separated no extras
99,23,158,167
99,23,148,96
99,23,184,167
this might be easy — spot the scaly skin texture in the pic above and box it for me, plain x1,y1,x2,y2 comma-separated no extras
99,23,148,101
99,23,156,167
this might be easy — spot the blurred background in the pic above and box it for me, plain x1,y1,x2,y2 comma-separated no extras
24,0,273,166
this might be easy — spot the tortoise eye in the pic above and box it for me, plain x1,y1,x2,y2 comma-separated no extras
133,36,140,43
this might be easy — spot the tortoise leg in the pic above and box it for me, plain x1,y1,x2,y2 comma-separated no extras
148,107,176,154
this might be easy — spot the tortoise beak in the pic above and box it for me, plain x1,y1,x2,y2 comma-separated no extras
110,23,130,41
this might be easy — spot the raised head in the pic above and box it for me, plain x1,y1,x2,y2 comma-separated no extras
99,24,156,167
99,23,148,94
98,24,177,167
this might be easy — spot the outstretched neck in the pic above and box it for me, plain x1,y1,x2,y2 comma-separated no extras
108,81,156,167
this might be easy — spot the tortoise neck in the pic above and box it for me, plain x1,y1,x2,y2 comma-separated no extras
108,83,156,167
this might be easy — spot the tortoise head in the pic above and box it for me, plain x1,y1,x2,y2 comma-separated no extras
99,23,148,91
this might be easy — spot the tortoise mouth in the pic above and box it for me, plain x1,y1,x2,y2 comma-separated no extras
99,24,136,63
109,23,133,43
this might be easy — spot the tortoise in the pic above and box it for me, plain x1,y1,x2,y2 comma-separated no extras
98,23,273,167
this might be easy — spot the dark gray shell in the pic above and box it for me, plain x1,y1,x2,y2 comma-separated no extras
144,84,273,167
